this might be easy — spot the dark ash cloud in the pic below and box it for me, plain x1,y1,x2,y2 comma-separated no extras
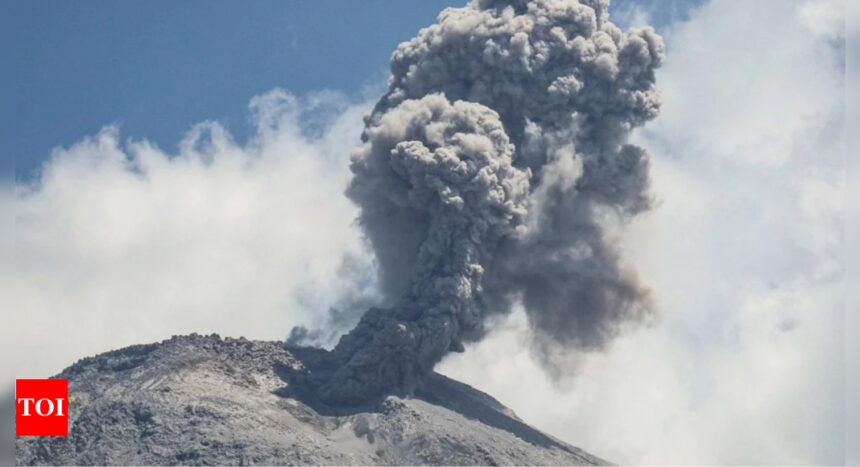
298,0,664,405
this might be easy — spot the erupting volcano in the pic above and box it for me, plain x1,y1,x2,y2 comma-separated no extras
288,0,663,406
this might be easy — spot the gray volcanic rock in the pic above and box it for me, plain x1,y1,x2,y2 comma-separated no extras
15,334,607,466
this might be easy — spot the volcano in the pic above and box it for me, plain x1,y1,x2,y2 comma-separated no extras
15,334,607,466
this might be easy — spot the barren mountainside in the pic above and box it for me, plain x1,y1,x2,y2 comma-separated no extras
16,334,607,465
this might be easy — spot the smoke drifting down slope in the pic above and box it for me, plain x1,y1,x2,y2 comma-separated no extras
292,0,664,405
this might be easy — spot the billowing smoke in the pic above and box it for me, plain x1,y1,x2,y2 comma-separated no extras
303,0,664,405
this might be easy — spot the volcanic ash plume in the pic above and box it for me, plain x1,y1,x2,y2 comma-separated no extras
314,0,664,405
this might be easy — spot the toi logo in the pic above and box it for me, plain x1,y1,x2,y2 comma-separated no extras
15,379,69,436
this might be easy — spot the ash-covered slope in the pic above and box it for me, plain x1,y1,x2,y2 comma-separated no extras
16,334,607,466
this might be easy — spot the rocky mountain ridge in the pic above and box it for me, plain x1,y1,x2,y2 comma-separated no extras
16,334,607,465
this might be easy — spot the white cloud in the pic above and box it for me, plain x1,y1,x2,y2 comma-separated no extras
1,89,374,383
439,0,845,464
847,2,860,463
797,0,845,40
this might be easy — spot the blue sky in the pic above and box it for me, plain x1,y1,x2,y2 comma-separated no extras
1,0,703,181
1,1,457,179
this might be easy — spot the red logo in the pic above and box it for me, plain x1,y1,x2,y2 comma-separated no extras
15,379,68,436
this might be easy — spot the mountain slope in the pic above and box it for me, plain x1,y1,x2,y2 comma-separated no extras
15,334,607,466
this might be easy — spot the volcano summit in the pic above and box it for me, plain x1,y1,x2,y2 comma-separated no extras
15,335,607,465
